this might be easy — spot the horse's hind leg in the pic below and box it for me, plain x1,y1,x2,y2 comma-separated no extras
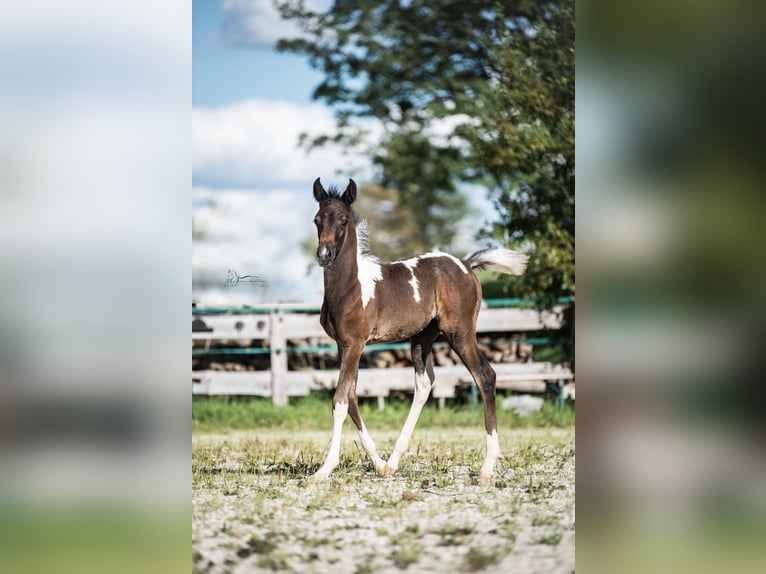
385,321,441,476
444,330,500,479
347,390,386,475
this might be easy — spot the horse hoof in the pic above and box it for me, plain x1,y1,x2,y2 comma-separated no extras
310,471,330,482
478,471,494,480
381,463,398,477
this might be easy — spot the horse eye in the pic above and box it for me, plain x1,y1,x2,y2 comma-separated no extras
314,216,321,225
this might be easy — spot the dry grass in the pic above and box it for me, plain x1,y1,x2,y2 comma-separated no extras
192,427,574,573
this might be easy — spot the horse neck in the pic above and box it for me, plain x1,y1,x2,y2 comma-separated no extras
323,221,359,294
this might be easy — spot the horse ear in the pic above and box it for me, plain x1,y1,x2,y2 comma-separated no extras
313,177,328,202
341,178,357,205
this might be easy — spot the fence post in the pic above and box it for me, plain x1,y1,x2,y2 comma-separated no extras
556,379,566,411
271,309,288,406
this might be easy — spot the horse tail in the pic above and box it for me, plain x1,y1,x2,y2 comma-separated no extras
464,248,528,276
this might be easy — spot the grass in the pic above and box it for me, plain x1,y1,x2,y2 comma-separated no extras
435,525,475,546
0,504,188,574
193,427,575,573
536,532,563,546
464,546,504,571
192,393,574,434
391,544,420,569
192,390,575,573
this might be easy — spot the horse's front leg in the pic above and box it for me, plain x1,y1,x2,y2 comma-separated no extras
312,342,381,480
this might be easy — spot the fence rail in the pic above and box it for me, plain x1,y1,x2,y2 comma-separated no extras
192,300,574,408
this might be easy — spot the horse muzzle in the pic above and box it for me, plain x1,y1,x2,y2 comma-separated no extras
317,245,335,268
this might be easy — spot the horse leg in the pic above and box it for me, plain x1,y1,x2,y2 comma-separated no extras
311,342,365,481
445,330,500,479
347,389,386,475
385,321,441,476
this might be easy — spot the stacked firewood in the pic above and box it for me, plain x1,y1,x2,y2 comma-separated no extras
192,338,269,372
369,336,532,369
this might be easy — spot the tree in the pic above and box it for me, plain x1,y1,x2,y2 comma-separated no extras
371,130,471,255
276,0,574,304
464,2,575,303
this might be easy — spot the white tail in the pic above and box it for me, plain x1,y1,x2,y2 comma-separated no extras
465,248,528,276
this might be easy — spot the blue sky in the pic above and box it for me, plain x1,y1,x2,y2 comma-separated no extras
193,0,323,107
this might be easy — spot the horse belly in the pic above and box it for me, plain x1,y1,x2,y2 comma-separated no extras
366,293,435,344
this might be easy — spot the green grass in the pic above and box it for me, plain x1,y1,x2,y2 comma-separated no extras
463,546,504,571
536,532,563,546
193,393,574,434
0,504,188,574
391,546,420,569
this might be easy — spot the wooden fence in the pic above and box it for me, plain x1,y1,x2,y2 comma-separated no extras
192,301,574,408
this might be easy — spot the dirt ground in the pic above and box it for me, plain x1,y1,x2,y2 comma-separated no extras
192,428,574,573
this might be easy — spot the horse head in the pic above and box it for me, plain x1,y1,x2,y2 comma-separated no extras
312,177,357,268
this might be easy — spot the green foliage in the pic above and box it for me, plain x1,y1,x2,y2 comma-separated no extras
469,3,575,304
276,0,574,304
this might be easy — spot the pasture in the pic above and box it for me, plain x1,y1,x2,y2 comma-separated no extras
192,397,575,573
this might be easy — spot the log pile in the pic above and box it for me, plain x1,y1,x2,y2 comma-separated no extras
192,338,270,372
370,336,533,369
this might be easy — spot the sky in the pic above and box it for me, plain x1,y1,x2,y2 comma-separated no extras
192,0,494,305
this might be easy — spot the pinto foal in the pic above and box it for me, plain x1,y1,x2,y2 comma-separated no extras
311,178,528,481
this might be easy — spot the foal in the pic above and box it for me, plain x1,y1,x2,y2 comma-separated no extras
311,178,528,481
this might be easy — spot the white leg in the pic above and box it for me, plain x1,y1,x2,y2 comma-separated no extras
479,429,500,478
312,402,348,481
385,372,432,475
357,422,386,475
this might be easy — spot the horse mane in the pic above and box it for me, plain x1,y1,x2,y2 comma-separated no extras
321,184,375,260
356,219,379,262
325,184,341,198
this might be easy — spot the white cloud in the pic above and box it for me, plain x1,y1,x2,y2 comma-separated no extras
220,0,327,47
192,94,380,304
192,186,324,305
193,98,372,188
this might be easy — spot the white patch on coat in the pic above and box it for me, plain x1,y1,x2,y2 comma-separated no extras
399,258,421,302
417,252,469,274
357,255,382,308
